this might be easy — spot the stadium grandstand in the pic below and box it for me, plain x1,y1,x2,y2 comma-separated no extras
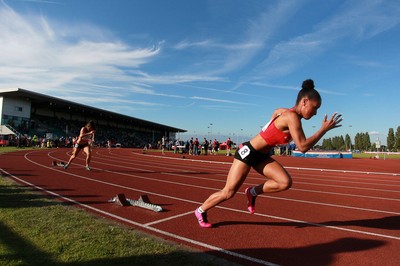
0,88,186,148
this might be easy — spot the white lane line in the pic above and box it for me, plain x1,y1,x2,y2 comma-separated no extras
132,152,400,176
34,151,400,217
144,211,194,226
18,151,400,239
0,168,278,266
293,188,400,202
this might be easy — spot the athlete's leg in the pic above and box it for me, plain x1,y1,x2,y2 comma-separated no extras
195,159,251,227
83,145,91,167
244,157,291,213
65,147,81,169
199,159,251,212
252,157,292,194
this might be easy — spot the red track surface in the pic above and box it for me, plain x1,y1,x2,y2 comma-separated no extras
1,148,399,266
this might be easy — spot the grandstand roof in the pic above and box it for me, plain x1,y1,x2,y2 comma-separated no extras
0,88,186,133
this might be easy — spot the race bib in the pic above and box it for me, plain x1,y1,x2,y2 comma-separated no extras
238,145,250,159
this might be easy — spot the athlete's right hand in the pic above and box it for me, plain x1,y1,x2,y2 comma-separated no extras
322,112,343,132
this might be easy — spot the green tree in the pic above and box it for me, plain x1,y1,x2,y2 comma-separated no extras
364,132,371,151
387,128,395,151
322,138,333,150
353,132,371,151
354,133,361,150
331,136,345,150
395,126,400,151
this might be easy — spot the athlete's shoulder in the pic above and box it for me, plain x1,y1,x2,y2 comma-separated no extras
275,107,289,113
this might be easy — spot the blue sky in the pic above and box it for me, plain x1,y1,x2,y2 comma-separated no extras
1,0,399,145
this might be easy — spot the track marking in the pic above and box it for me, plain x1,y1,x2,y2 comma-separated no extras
132,152,400,176
295,181,400,193
293,188,400,202
17,151,400,239
144,210,194,226
40,151,400,216
7,165,399,243
0,168,278,266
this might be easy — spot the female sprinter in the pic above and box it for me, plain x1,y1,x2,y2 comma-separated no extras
64,120,96,171
194,79,343,228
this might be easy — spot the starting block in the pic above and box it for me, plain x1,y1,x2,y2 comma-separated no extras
108,193,163,212
52,160,66,167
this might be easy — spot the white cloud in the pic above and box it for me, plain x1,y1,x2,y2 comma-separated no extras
250,0,400,80
0,4,161,91
190,96,257,106
129,85,185,99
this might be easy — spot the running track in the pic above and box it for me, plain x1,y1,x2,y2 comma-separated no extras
1,148,399,266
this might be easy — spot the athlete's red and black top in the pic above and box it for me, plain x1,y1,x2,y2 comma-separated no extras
234,109,295,167
259,109,294,146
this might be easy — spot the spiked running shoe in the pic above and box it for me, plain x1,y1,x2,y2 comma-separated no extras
63,163,69,169
86,165,91,171
245,187,256,214
194,208,212,228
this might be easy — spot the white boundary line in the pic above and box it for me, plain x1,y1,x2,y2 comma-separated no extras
45,149,400,216
132,151,400,176
0,168,278,266
2,149,400,265
3,165,400,243
21,151,400,239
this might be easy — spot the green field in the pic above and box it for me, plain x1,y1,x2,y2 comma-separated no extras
352,152,400,159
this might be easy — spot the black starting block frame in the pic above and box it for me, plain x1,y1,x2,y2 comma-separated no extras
108,193,163,212
52,160,66,167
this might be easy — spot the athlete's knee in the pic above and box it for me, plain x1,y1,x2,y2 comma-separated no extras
221,188,236,200
278,176,292,191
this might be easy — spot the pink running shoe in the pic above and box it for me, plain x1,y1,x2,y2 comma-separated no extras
245,187,256,214
194,208,212,228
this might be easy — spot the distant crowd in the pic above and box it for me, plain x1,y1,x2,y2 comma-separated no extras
148,136,235,156
4,115,161,149
149,136,297,157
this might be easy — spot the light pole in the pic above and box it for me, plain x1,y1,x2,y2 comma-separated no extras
208,123,213,140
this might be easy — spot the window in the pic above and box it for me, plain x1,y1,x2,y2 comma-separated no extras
15,106,23,112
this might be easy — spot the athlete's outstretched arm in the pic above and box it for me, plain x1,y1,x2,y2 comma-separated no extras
288,112,342,153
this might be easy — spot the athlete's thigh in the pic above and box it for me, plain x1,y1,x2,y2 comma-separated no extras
254,157,290,182
224,159,251,192
83,146,91,155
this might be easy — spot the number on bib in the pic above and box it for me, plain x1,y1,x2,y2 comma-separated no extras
239,145,250,159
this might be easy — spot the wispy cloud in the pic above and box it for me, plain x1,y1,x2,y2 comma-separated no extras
199,105,244,112
174,39,262,51
129,85,185,99
19,0,63,4
249,82,346,96
173,0,303,76
0,4,161,92
0,3,215,112
177,84,257,97
64,96,166,107
190,96,257,106
249,0,400,80
128,72,224,85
